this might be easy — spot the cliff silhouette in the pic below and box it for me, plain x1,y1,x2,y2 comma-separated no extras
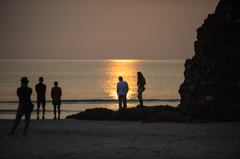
178,0,240,121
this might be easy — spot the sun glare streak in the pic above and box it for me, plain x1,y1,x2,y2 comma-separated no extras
109,59,139,63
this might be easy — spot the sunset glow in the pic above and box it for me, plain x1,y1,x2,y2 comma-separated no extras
101,60,139,100
0,0,219,60
109,59,138,63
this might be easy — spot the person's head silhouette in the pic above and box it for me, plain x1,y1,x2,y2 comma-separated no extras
119,76,123,81
39,77,44,82
21,77,29,85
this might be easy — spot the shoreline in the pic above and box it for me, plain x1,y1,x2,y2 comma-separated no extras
1,119,240,159
0,101,180,120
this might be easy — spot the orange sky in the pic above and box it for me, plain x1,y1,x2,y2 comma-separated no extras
0,0,219,60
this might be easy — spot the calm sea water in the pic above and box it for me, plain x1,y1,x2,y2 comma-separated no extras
0,60,184,119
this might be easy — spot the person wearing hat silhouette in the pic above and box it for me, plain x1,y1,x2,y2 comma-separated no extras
7,77,33,136
35,77,46,119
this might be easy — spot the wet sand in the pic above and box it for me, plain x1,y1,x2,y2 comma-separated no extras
1,119,240,159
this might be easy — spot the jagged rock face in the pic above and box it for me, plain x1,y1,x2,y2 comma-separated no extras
178,0,240,120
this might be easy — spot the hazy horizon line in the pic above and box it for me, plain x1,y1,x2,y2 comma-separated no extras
0,59,186,61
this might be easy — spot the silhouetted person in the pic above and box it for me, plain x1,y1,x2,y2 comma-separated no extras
35,77,46,119
137,72,146,107
7,77,33,136
51,81,62,119
117,76,129,109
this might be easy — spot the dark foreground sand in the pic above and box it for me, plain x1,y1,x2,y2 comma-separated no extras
1,119,240,159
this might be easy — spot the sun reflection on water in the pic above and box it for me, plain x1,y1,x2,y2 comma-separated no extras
102,60,140,100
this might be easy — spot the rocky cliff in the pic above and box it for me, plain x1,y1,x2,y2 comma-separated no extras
178,0,240,120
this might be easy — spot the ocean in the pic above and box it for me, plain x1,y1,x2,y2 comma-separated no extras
0,60,184,119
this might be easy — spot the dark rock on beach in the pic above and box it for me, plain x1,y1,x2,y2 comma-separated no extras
66,106,205,123
178,0,240,121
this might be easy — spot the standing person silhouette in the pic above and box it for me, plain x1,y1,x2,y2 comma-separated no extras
35,77,46,119
51,81,62,119
137,72,146,107
117,76,129,109
7,77,33,136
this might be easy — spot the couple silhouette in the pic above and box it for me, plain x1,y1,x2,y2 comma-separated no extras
117,72,146,110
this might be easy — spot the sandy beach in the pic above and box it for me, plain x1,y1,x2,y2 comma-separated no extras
1,119,240,159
